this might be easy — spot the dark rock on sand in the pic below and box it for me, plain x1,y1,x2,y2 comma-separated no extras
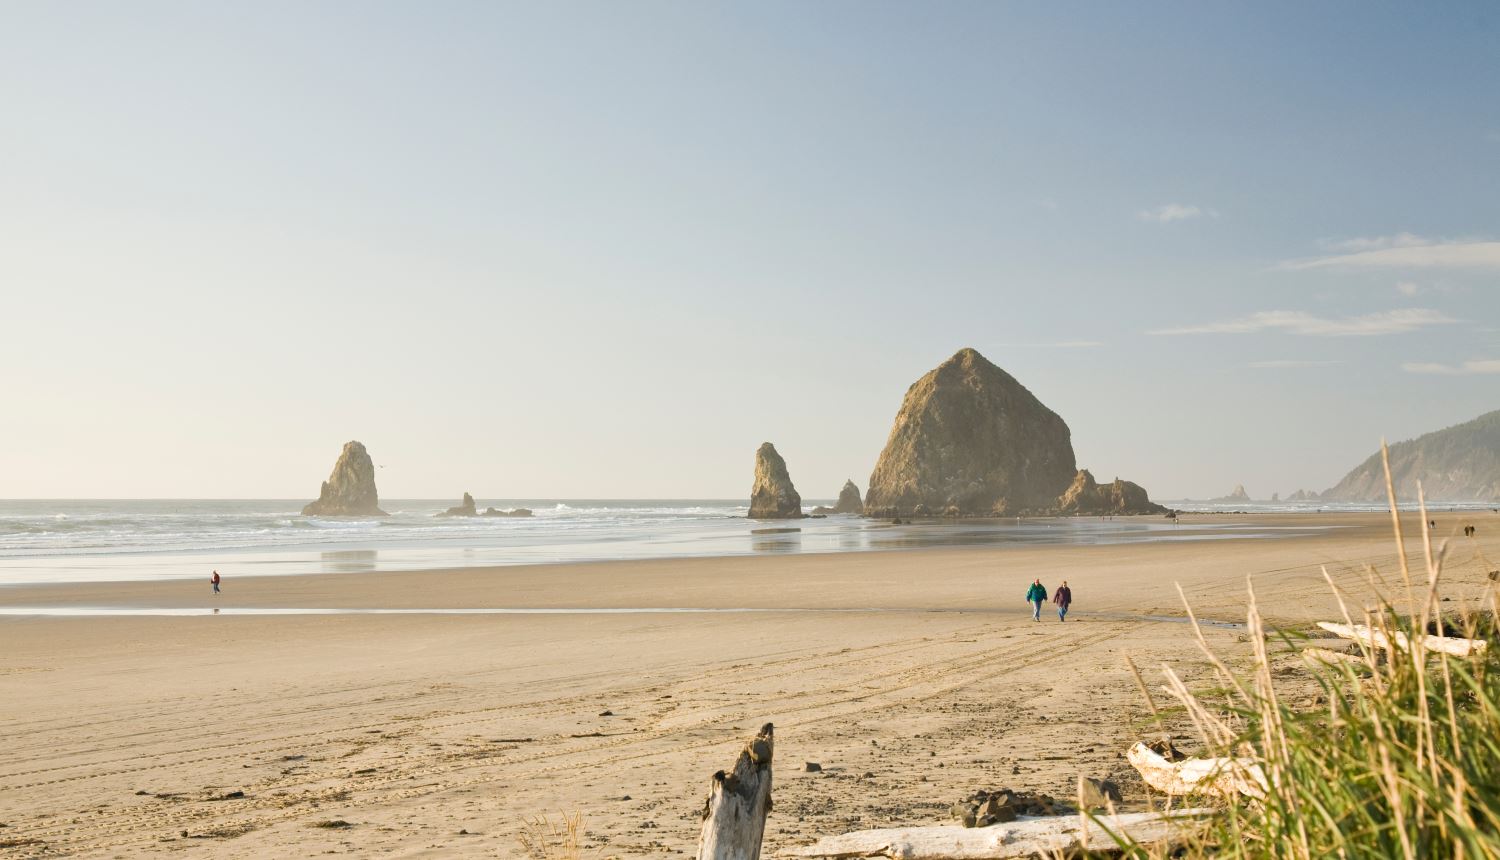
437,492,478,517
1078,776,1122,809
749,442,804,519
301,441,387,516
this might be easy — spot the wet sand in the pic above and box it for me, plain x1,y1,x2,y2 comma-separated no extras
1,512,1494,857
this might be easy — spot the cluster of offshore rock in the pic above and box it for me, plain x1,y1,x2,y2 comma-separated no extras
436,492,533,518
301,449,531,518
745,348,1166,519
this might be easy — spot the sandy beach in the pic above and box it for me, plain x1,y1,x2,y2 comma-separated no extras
2,512,1495,858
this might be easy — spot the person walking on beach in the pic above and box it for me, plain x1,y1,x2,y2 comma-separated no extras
1053,580,1072,622
1025,578,1047,622
211,570,221,595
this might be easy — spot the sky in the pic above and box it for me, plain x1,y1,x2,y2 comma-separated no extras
1,1,1497,500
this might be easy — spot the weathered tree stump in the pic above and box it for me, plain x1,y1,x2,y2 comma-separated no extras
697,722,774,860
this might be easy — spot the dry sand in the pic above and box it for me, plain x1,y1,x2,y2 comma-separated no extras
1,512,1495,857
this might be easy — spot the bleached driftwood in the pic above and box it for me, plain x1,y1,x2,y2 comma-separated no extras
1127,742,1266,800
698,722,774,860
780,809,1213,859
1316,621,1488,659
1301,646,1369,668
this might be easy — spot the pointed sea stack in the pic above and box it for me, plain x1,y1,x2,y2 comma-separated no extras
865,348,1163,516
301,440,387,516
834,479,864,514
749,442,803,519
437,492,478,517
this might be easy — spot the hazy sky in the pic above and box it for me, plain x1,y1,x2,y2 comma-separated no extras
2,2,1497,500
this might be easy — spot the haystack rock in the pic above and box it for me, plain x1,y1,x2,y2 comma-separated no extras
1057,469,1165,516
834,479,864,514
437,492,478,517
301,441,387,516
749,442,803,519
865,348,1162,516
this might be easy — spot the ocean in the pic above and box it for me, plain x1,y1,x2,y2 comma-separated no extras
0,498,1485,586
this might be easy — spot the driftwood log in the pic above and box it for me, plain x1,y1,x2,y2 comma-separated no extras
1301,646,1370,669
697,722,775,860
1126,742,1266,800
1316,621,1488,658
780,809,1213,858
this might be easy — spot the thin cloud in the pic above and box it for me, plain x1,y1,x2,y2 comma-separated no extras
1284,235,1500,270
1402,359,1500,375
1247,359,1345,368
997,340,1104,349
1150,309,1456,337
1136,203,1217,223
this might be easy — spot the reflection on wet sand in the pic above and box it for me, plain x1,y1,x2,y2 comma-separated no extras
322,550,377,573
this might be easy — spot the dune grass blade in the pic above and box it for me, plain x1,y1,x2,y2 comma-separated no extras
1110,447,1500,859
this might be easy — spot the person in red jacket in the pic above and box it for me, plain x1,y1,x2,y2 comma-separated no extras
211,570,221,595
1052,580,1072,622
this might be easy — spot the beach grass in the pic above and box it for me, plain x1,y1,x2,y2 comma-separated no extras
1113,445,1500,859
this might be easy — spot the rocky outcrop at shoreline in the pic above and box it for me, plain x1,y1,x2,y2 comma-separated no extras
301,441,387,517
749,442,803,519
437,493,478,517
864,348,1163,516
1057,469,1165,515
482,507,533,517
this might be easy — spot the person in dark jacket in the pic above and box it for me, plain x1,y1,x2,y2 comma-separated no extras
1025,579,1047,621
211,570,221,594
1053,580,1072,622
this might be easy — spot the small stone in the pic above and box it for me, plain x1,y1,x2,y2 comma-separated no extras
803,762,821,772
1079,777,1123,809
599,710,614,717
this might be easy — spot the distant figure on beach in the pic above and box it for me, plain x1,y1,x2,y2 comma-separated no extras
211,570,221,594
1025,579,1047,622
1053,580,1072,622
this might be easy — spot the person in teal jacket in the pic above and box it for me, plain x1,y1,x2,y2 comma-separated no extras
1025,579,1047,622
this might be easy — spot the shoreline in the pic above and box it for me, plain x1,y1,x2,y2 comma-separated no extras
0,510,1376,593
1,510,1493,858
0,511,1386,610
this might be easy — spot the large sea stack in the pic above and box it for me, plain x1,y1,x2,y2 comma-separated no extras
1320,409,1500,502
865,348,1163,516
301,440,387,516
749,442,803,519
834,479,864,514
